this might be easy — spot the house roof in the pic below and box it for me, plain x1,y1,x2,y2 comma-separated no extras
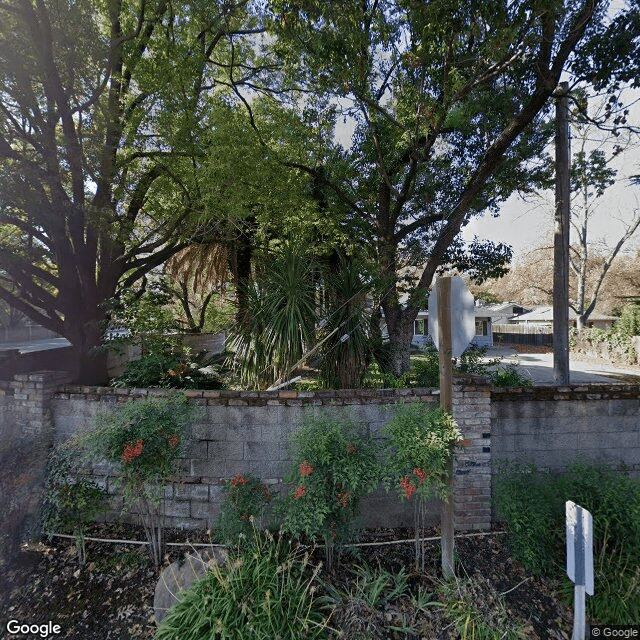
512,306,617,322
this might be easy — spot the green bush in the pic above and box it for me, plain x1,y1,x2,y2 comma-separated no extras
156,529,329,640
383,403,461,569
215,474,272,543
411,346,440,387
112,349,224,389
281,414,380,570
494,461,640,623
490,364,532,387
616,303,640,338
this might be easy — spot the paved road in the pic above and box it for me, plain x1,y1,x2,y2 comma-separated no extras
0,337,71,354
484,347,640,384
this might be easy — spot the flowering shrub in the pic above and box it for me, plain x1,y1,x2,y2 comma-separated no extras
216,473,272,543
281,414,380,569
383,403,461,501
383,403,461,569
87,394,198,567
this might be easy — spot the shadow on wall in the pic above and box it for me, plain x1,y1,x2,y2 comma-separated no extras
0,347,77,381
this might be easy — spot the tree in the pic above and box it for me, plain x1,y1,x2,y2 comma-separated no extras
0,0,262,382
475,98,640,328
255,0,639,375
568,112,640,330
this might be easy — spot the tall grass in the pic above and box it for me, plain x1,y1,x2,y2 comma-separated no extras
494,461,640,623
156,528,329,640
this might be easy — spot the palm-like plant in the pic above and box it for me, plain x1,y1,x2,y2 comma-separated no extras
319,255,372,389
229,244,317,388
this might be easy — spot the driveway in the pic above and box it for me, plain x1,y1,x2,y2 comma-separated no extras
483,346,640,384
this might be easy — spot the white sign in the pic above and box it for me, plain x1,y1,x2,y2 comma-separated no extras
566,500,594,595
428,276,476,357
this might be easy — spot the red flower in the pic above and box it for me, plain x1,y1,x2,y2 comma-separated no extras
346,442,356,454
293,485,306,500
231,474,248,487
413,468,426,484
122,439,144,463
299,460,313,477
168,434,180,449
400,476,416,499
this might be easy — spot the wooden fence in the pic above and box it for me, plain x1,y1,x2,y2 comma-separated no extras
493,323,553,346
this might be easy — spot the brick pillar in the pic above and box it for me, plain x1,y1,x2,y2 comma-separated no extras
452,376,492,530
11,370,73,438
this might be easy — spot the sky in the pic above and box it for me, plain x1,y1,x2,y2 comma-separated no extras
463,93,640,263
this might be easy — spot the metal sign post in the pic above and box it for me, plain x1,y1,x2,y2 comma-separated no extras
429,276,475,578
566,501,594,640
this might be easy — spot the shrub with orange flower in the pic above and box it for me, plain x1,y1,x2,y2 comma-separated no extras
400,476,416,499
413,467,427,484
282,415,381,571
95,395,197,569
299,460,313,476
231,474,248,487
122,439,144,463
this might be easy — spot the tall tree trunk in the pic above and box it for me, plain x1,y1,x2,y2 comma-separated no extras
381,298,415,377
65,312,109,384
232,217,256,327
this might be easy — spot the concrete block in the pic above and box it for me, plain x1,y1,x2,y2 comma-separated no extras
190,501,220,522
244,441,282,461
164,500,191,518
191,458,225,478
174,483,210,501
187,441,208,460
225,459,289,479
205,440,243,460
583,400,610,417
225,423,262,442
490,435,515,454
515,431,578,452
577,431,638,451
549,401,588,418
608,399,640,417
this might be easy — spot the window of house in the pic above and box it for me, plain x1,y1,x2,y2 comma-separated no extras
414,318,427,335
475,319,488,336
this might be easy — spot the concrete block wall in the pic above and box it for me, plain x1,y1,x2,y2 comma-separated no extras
0,380,13,453
49,384,494,531
0,371,74,551
4,371,638,537
491,384,640,475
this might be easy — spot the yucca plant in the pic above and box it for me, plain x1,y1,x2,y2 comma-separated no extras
229,243,317,388
319,255,372,389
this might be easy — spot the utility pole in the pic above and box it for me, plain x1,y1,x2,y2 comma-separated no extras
553,81,570,385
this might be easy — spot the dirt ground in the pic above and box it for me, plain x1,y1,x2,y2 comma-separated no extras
0,523,574,640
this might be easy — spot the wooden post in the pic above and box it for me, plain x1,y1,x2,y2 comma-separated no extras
553,81,570,384
437,277,455,578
